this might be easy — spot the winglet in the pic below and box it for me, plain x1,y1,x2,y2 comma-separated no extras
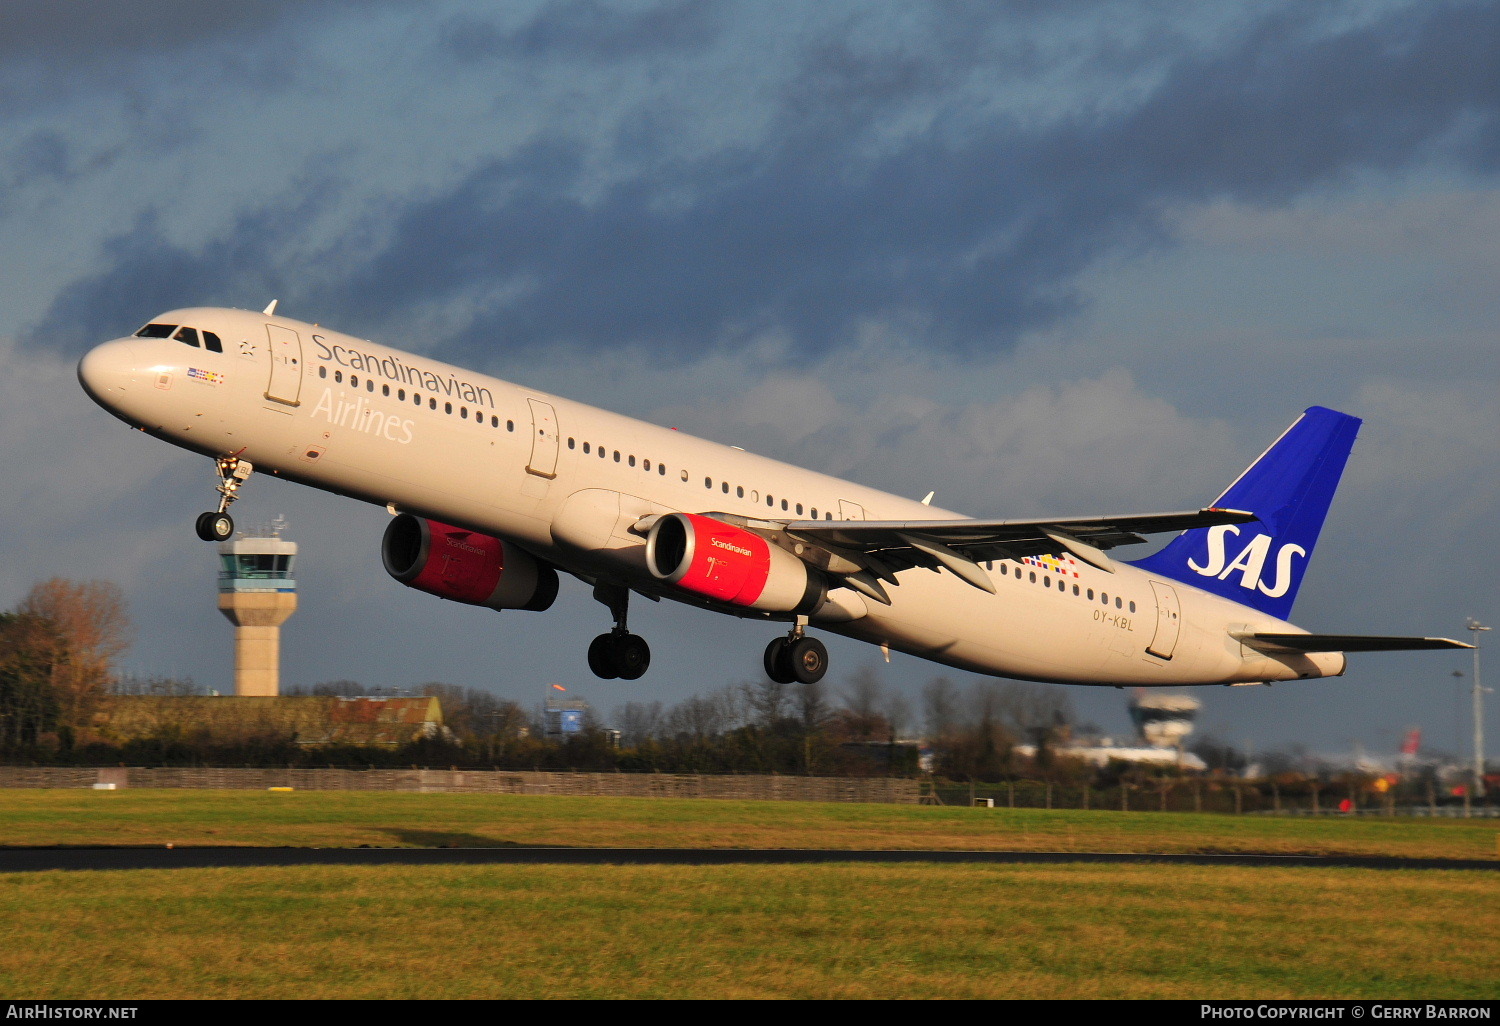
263,299,279,316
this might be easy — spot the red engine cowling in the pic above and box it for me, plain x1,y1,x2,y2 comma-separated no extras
382,514,558,612
645,513,825,615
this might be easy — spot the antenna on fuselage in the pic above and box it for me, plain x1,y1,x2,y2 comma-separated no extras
263,299,279,316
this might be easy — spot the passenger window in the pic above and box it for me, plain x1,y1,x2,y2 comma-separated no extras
680,470,689,482
1101,593,1109,605
736,486,744,498
1115,597,1123,609
367,380,375,392
318,366,327,379
430,398,437,409
351,375,359,387
583,442,590,454
1087,589,1094,600
174,327,200,348
810,508,817,519
507,420,514,431
444,402,452,414
335,371,343,383
202,331,224,353
1044,577,1052,588
1128,601,1136,613
781,499,788,511
795,503,803,515
461,407,468,419
767,495,774,507
382,384,390,397
629,455,636,467
705,477,712,488
568,438,576,450
1029,572,1036,583
136,323,176,338
722,482,729,493
643,459,651,471
614,451,621,463
658,464,666,475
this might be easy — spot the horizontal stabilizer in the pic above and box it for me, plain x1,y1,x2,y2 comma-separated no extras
1235,632,1473,654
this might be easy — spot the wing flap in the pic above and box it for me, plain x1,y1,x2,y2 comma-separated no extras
785,507,1254,555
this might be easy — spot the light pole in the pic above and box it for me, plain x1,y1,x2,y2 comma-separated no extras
1467,619,1491,799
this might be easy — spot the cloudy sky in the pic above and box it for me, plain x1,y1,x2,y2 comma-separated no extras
3,0,1496,758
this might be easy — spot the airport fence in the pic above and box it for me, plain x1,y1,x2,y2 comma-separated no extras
0,766,920,803
925,777,1500,817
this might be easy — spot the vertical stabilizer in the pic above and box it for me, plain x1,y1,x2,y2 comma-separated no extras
1129,406,1360,620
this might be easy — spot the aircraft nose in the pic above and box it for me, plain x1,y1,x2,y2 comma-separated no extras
77,338,142,406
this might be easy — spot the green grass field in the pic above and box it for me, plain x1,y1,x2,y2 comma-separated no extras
0,790,1496,999
1,789,1496,858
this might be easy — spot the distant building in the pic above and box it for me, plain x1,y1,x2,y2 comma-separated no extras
216,523,297,697
545,698,590,737
1013,690,1208,771
1128,691,1201,749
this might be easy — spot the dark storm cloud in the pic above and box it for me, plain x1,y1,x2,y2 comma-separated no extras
25,1,1500,362
26,184,339,353
0,0,330,61
327,1,1500,360
440,0,720,64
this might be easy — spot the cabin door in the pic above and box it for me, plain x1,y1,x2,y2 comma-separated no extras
264,324,303,406
526,398,560,478
1147,580,1182,660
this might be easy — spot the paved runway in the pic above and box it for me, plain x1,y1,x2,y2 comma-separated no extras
1,847,1495,872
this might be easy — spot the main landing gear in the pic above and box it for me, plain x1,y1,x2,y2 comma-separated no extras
194,455,253,542
763,619,828,685
588,583,651,681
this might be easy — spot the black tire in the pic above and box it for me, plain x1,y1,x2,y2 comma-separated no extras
196,511,233,542
587,634,619,680
611,634,651,680
787,636,828,684
763,637,796,684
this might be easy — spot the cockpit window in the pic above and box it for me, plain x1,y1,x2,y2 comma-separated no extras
136,323,177,338
202,330,223,354
173,327,201,348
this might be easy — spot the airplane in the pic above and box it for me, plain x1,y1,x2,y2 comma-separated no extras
77,304,1470,687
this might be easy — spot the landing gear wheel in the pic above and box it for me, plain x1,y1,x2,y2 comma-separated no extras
587,634,619,680
611,633,651,681
195,511,234,542
763,637,796,685
787,636,828,684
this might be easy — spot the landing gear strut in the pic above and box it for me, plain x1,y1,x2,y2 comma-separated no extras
194,455,252,542
588,583,651,681
764,618,828,685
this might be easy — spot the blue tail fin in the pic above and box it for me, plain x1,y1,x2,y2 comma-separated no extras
1129,406,1361,620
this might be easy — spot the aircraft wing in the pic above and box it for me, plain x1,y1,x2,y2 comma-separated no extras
771,507,1257,601
1235,633,1474,653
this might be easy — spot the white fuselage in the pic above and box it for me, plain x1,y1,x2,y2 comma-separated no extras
78,307,1344,687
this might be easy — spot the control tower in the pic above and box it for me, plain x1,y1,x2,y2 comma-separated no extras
1128,690,1201,750
216,520,297,697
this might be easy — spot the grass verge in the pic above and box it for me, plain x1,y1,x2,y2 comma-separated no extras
0,789,1493,860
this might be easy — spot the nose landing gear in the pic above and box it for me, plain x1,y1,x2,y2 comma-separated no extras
587,582,651,680
194,455,253,542
763,619,828,685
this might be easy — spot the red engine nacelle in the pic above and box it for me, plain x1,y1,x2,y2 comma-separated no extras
645,513,825,615
382,514,558,612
